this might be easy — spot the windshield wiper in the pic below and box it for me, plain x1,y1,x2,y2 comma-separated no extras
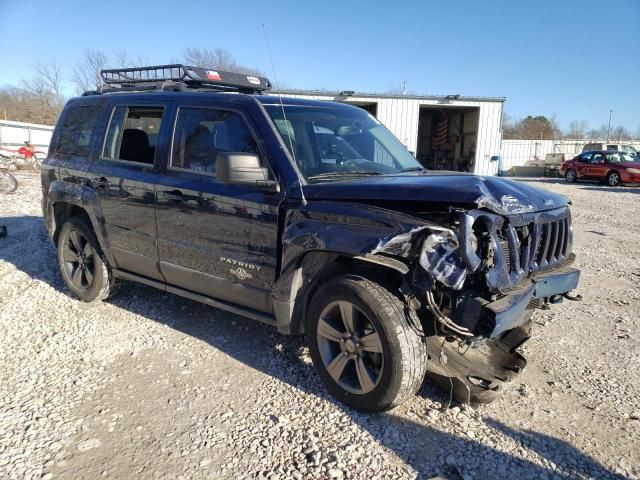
398,166,427,173
307,171,384,180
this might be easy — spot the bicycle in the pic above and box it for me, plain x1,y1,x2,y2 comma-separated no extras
0,141,45,173
0,153,18,193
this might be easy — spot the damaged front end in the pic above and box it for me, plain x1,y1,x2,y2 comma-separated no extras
374,205,581,403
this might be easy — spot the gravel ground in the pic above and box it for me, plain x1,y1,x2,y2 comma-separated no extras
0,171,638,480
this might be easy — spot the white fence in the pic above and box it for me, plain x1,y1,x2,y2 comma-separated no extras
500,139,640,169
0,120,54,152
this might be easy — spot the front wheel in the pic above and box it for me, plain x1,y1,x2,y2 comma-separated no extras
306,275,428,412
607,171,621,187
57,217,118,302
0,170,17,193
565,169,576,183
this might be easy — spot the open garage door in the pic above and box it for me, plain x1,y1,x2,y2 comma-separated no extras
347,101,378,117
416,105,479,172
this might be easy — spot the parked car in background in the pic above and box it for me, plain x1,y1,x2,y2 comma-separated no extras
561,150,640,186
581,142,639,156
544,153,567,177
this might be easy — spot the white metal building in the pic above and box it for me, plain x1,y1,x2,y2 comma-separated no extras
269,90,505,176
0,120,54,150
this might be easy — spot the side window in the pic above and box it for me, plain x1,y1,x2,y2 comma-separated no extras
579,153,592,163
53,105,103,158
171,107,259,175
592,153,605,163
606,145,618,151
101,106,164,164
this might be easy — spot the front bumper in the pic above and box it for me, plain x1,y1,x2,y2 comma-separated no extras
485,266,580,337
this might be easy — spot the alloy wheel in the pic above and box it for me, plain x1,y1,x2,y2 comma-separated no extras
61,230,96,291
566,170,575,182
608,172,619,186
316,300,384,394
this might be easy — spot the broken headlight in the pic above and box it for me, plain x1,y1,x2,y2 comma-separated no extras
418,229,467,290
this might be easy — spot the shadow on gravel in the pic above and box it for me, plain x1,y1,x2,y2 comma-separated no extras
103,284,625,480
0,214,62,287
0,214,626,480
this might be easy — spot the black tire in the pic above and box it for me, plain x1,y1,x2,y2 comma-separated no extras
564,168,576,183
0,170,18,193
606,170,621,187
57,216,118,302
306,275,428,412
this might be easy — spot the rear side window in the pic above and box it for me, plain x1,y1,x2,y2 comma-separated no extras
171,107,259,175
101,106,164,164
53,105,103,158
606,145,618,151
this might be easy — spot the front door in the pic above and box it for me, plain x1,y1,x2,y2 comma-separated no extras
574,153,592,180
154,104,281,313
86,102,171,281
586,152,608,180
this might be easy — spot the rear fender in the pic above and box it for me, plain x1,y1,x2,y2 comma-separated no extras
46,181,114,265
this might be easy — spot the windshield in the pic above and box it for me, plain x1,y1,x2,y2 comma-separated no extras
264,104,422,182
606,152,637,163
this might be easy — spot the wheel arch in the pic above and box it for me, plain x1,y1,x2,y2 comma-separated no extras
46,181,114,265
273,250,408,335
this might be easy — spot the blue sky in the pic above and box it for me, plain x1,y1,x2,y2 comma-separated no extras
0,0,638,132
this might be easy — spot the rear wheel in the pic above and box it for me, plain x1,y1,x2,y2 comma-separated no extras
57,217,118,302
306,275,428,412
565,169,576,183
31,154,43,173
607,171,620,187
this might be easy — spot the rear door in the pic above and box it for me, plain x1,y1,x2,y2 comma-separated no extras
154,102,282,313
85,100,173,281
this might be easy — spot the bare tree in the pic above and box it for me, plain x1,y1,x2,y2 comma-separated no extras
566,120,589,139
20,61,64,124
113,49,149,69
182,47,262,75
71,50,108,95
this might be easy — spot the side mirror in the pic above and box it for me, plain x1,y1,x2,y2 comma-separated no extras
216,153,279,192
490,155,500,162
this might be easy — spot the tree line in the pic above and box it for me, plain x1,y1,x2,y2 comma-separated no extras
503,114,637,141
1,52,638,141
0,48,265,125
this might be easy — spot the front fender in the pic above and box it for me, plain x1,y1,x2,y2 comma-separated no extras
273,201,443,334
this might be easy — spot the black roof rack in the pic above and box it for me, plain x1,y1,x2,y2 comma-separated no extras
96,64,272,94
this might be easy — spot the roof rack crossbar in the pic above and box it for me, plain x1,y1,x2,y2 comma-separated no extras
99,64,271,93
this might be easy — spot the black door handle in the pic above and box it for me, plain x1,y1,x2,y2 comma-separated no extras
164,190,185,203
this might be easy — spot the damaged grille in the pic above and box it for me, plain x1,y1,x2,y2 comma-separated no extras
507,207,573,276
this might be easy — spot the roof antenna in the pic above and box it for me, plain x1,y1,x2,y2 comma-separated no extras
262,23,306,204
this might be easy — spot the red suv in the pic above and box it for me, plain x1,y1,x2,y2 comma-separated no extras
561,150,640,186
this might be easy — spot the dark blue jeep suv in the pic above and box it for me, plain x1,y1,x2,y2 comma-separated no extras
41,65,580,411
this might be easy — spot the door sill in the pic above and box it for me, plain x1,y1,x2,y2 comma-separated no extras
112,268,277,327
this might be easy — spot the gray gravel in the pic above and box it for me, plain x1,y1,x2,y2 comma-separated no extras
0,172,638,479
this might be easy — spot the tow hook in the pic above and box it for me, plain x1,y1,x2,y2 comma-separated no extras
562,292,582,301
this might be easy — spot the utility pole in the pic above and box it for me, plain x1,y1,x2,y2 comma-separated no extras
607,110,612,141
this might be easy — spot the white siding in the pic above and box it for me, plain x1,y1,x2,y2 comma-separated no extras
267,92,504,176
0,120,54,150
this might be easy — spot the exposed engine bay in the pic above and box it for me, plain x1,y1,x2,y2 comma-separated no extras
372,205,581,403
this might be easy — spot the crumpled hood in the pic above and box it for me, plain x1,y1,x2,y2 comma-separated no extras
302,171,569,215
